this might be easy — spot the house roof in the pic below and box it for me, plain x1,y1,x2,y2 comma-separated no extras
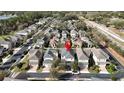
0,48,4,55
62,31,67,35
44,48,57,60
16,30,28,36
76,48,89,61
37,39,44,44
15,35,23,40
0,40,11,45
9,36,18,42
81,37,92,45
60,48,74,61
83,48,109,59
92,48,109,59
70,29,78,35
83,48,92,57
28,49,42,59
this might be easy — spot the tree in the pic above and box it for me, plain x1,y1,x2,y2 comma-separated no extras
51,59,61,68
0,71,5,81
88,65,101,73
88,52,95,68
0,58,2,63
72,62,79,72
49,68,59,80
75,21,87,30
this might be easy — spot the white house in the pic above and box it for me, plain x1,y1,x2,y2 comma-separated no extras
62,31,67,39
43,48,58,67
83,48,109,65
16,30,28,36
0,40,12,50
35,39,44,48
70,29,78,38
92,48,109,65
28,49,43,66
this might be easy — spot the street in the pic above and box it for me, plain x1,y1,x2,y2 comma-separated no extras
13,71,124,81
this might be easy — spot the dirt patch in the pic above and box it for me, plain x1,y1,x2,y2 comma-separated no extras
107,47,124,66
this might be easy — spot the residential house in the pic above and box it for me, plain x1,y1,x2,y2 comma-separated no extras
83,48,109,65
15,34,23,41
60,48,74,62
43,48,58,67
35,39,45,48
62,30,67,39
28,25,37,31
0,40,12,50
75,48,89,65
43,35,50,47
70,29,78,39
15,35,23,45
81,37,93,48
16,30,28,36
0,47,4,57
44,48,58,61
73,38,83,48
9,36,18,47
78,30,87,38
49,36,58,48
28,49,43,66
83,48,92,57
92,48,109,65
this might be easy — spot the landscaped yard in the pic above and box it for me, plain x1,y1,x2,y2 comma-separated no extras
88,65,101,74
105,63,118,74
0,31,16,40
11,55,30,73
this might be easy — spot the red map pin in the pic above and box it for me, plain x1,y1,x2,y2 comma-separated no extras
65,40,71,51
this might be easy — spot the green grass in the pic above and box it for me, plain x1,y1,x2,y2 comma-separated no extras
105,63,118,74
88,65,101,74
0,30,17,40
0,35,10,40
11,55,30,73
36,67,43,73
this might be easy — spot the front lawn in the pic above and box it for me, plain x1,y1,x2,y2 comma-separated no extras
88,65,101,74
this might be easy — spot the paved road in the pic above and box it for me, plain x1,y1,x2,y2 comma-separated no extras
12,71,124,81
6,71,124,81
0,18,53,72
0,40,33,70
102,47,124,70
85,20,124,51
85,20,124,43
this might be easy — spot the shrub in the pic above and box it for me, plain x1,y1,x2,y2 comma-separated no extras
49,68,59,79
111,75,118,81
88,65,101,73
105,63,117,74
51,59,61,68
71,62,79,72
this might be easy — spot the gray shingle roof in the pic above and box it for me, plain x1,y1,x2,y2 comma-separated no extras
44,48,57,60
28,49,42,59
76,48,89,61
